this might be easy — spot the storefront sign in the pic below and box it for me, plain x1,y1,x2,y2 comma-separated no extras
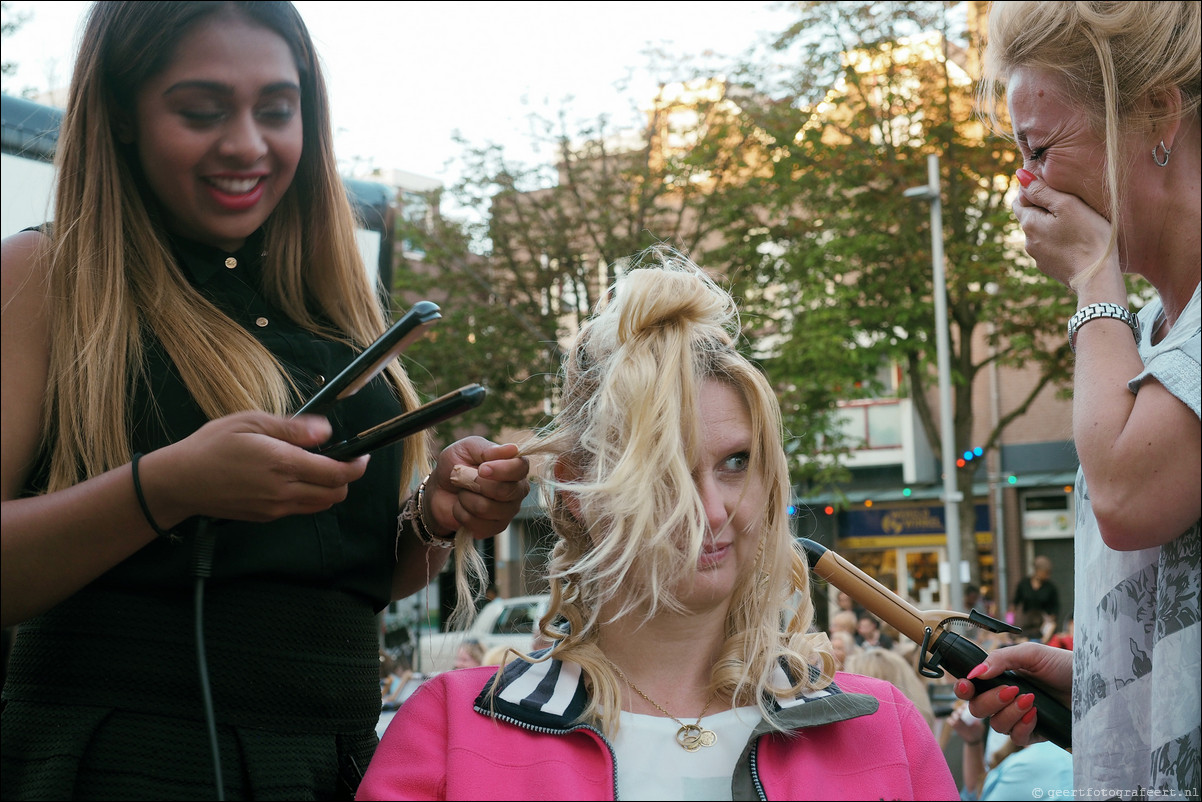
839,502,991,549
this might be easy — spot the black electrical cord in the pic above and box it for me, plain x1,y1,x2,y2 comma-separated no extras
191,516,224,801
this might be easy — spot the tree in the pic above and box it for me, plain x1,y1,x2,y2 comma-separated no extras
392,1,1079,590
392,88,774,441
709,0,1076,587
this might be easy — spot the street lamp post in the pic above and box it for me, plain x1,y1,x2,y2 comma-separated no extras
904,153,964,612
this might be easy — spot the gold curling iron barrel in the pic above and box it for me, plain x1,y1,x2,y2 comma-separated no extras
801,538,1072,751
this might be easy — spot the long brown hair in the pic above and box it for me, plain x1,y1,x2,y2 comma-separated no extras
42,1,426,493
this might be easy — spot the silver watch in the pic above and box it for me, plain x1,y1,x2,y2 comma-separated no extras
1067,302,1141,353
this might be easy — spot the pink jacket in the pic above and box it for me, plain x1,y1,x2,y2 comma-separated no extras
358,658,957,801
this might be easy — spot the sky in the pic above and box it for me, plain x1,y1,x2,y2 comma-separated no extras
2,1,795,188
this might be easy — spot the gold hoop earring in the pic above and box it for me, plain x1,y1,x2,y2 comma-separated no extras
1153,140,1172,167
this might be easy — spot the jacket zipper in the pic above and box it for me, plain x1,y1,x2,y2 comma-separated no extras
473,705,622,800
749,737,767,801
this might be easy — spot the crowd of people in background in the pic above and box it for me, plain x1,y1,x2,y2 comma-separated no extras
2,1,1196,800
818,566,1080,801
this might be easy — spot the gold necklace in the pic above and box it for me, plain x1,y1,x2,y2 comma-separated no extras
603,658,717,752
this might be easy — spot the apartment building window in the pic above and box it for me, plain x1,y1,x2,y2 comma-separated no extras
836,400,903,449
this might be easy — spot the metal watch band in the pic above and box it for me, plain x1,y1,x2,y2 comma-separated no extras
1067,302,1141,353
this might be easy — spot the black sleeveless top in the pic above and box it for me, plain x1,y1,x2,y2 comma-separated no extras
2,232,409,799
22,230,407,605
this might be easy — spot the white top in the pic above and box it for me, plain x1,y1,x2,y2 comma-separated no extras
611,706,760,801
1072,282,1201,795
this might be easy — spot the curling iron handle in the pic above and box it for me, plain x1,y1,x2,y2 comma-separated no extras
934,630,1072,751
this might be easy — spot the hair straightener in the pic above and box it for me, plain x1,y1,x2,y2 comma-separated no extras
291,300,486,460
293,300,442,417
799,538,1072,750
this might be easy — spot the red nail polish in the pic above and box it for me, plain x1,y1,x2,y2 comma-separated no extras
998,685,1020,704
967,664,986,680
1017,693,1035,711
1016,168,1035,187
1021,708,1038,725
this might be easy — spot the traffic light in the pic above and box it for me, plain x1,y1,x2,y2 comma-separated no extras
956,446,985,469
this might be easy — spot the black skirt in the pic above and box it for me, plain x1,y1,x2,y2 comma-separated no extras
2,581,382,800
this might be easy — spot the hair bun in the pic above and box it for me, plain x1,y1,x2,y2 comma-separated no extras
614,252,736,346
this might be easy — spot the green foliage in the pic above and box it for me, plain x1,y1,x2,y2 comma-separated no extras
391,1,1078,551
709,1,1076,579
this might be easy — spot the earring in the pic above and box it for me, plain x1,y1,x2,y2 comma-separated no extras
1153,140,1172,167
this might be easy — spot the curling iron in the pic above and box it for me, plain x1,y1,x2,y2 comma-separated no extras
800,538,1071,750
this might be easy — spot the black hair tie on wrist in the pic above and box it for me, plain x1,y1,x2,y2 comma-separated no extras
132,452,172,539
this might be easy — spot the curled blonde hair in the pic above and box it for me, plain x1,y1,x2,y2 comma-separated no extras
977,1,1201,287
520,247,832,737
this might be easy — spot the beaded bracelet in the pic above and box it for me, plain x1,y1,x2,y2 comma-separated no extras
131,452,173,539
398,475,454,549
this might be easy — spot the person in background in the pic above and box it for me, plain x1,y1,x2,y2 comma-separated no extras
828,629,860,671
829,608,859,639
855,611,895,650
357,249,958,800
836,589,866,619
957,2,1200,795
0,2,529,798
380,652,416,709
1008,556,1060,641
480,644,514,668
1045,615,1074,652
843,647,937,734
453,639,485,670
946,702,1073,801
962,585,982,614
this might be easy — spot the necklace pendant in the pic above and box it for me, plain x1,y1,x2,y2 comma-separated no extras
675,723,717,751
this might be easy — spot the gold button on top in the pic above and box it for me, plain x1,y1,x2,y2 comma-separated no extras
225,257,238,269
255,316,269,328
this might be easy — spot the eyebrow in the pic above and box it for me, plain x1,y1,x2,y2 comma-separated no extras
163,80,301,97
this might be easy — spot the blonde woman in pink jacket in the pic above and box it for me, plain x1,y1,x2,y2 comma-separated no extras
359,250,957,801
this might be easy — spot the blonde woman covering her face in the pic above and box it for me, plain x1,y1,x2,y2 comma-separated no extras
957,2,1200,796
358,249,958,801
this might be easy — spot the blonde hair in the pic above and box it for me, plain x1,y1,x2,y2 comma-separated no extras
40,1,426,493
843,647,937,732
458,639,486,667
831,609,859,634
520,247,832,738
481,644,515,667
977,1,1201,287
829,629,860,669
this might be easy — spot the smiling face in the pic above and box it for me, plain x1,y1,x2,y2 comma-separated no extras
131,11,303,251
